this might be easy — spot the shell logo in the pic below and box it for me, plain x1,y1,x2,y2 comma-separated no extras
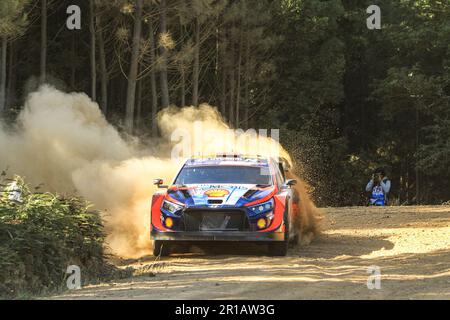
204,189,230,198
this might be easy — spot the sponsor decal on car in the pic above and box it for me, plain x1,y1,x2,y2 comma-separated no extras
204,189,230,198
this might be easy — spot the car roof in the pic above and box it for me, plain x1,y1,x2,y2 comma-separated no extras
184,155,270,167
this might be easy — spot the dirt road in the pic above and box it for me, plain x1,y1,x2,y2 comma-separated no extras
51,206,450,300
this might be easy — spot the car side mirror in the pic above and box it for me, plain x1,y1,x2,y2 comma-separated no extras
153,179,168,189
282,161,291,173
285,179,297,187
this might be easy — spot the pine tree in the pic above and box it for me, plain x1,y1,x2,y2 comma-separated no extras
89,0,97,102
0,0,28,114
40,0,47,84
125,0,144,132
159,0,170,108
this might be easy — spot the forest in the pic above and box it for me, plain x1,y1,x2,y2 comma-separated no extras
0,0,449,206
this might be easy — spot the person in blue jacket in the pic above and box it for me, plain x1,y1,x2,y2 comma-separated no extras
366,168,391,206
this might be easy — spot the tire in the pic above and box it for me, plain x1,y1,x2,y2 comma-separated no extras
268,206,289,256
268,241,288,256
153,240,171,257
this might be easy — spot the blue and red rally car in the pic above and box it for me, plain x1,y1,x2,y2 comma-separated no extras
150,154,299,256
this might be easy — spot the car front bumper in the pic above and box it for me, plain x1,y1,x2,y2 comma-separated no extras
151,229,285,242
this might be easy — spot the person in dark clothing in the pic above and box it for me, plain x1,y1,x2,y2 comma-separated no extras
366,168,391,206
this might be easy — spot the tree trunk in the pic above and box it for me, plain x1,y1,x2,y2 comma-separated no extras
221,71,227,119
415,104,420,204
125,0,143,133
219,25,227,118
97,15,108,114
244,36,250,129
192,18,200,106
110,77,118,114
40,0,47,85
228,27,235,127
136,67,142,130
235,32,243,127
149,22,158,136
228,65,235,127
7,40,16,108
179,24,186,107
89,0,97,101
181,67,186,107
406,155,410,204
0,37,7,114
215,23,219,77
70,34,76,89
399,160,404,204
159,0,170,108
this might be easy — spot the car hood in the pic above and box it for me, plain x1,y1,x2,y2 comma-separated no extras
166,184,274,208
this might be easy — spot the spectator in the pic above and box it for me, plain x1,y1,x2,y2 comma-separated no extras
366,168,391,206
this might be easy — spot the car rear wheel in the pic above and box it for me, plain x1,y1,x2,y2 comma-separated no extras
153,240,171,257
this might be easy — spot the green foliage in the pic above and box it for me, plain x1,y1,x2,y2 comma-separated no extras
269,0,351,205
0,0,29,38
369,0,450,203
2,0,450,205
0,176,109,298
268,0,450,205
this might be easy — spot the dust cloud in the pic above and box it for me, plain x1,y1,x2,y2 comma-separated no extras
0,86,320,257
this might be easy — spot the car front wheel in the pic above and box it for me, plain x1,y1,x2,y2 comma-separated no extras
153,240,171,257
268,208,289,256
268,241,288,256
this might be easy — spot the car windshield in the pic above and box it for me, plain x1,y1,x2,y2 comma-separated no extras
174,166,272,185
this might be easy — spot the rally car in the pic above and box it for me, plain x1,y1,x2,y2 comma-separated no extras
150,154,299,256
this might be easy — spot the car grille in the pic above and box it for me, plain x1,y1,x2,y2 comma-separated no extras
182,209,249,231
207,199,223,204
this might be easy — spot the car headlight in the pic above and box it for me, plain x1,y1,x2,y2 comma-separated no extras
248,198,274,216
162,200,184,214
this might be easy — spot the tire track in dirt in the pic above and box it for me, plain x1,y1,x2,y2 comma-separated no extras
50,206,450,300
